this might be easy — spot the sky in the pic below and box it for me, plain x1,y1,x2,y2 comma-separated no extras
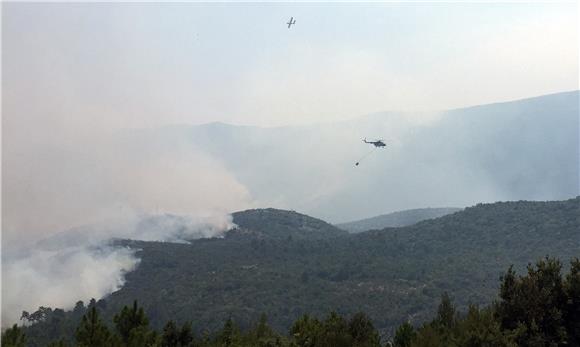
2,1,578,240
3,2,578,129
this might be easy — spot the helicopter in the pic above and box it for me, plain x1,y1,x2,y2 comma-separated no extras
363,138,386,148
355,138,387,166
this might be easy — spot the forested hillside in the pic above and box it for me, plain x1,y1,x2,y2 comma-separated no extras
10,257,579,346
17,197,580,346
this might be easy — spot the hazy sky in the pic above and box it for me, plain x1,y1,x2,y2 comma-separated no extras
3,2,578,129
2,1,579,241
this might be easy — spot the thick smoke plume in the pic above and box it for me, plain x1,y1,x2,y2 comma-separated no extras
2,245,138,325
2,209,239,325
2,127,253,325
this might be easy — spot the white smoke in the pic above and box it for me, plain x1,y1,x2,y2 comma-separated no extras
2,245,138,326
1,208,240,325
2,126,253,326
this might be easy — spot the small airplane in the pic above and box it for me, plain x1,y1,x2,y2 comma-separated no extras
287,17,296,28
363,138,386,148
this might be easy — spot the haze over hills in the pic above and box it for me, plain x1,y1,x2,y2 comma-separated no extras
4,91,579,333
336,207,463,233
4,3,579,345
122,91,579,223
20,197,580,346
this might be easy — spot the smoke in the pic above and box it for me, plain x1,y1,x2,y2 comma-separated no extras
1,123,253,325
2,4,255,325
2,127,252,246
1,208,239,325
2,245,138,326
175,91,579,223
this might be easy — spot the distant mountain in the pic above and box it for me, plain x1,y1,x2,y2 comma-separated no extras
123,91,579,223
21,197,579,346
336,207,463,233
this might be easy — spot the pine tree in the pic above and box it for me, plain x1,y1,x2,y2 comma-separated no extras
348,312,380,347
497,266,519,330
161,320,179,347
1,324,26,347
178,322,195,347
410,324,444,347
393,321,415,347
436,292,456,329
255,313,273,339
75,306,111,347
126,326,158,347
497,257,568,345
319,311,352,347
454,305,514,347
291,314,321,347
565,258,580,346
218,317,239,346
113,301,152,346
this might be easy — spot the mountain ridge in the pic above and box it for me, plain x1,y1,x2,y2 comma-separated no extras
336,207,463,233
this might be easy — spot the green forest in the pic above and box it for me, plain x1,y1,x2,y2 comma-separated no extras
100,199,578,334
4,256,579,347
3,197,579,346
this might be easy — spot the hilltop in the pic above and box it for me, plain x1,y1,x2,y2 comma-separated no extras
231,208,347,240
